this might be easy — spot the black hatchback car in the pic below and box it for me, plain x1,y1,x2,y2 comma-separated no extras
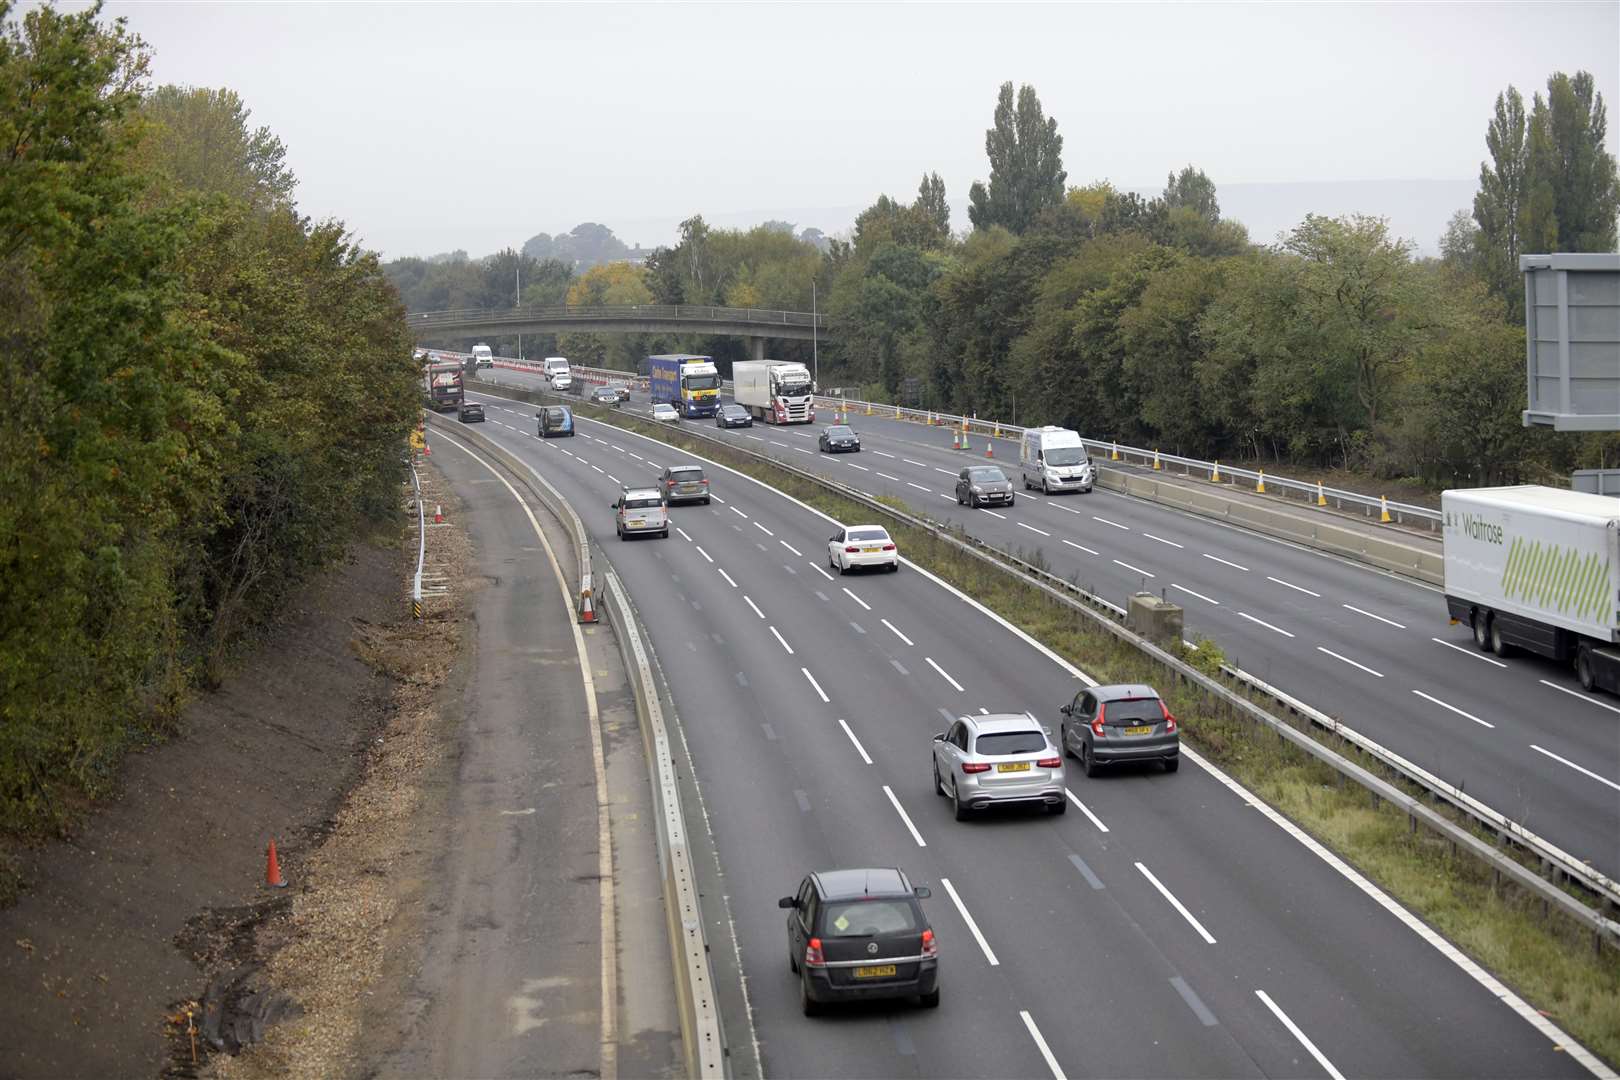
818,425,861,453
1060,683,1179,776
780,868,938,1015
457,401,485,423
716,403,753,428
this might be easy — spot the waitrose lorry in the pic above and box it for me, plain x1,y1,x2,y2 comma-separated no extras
733,359,814,423
648,354,720,418
1442,485,1620,694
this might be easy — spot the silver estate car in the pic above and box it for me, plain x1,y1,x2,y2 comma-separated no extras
613,486,669,540
1061,683,1180,776
932,714,1066,819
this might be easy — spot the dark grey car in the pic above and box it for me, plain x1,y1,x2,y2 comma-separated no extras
660,464,711,505
955,465,1014,508
779,868,938,1016
1061,683,1179,776
818,425,860,453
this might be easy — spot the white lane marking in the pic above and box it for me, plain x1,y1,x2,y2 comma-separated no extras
1092,515,1129,530
1433,636,1507,667
606,474,620,484
779,540,803,557
1020,1011,1066,1080
793,431,815,439
676,527,693,542
1412,690,1494,729
744,434,764,442
881,618,915,646
882,785,926,847
1062,539,1100,555
590,464,603,473
560,448,575,457
842,587,871,611
903,458,929,467
710,493,727,504
694,546,714,564
1135,863,1216,944
612,445,626,454
1267,575,1320,597
1064,789,1109,832
907,482,931,492
628,452,643,461
1238,611,1295,638
837,718,873,765
801,667,830,702
753,521,775,536
810,563,834,581
933,467,955,476
1316,646,1384,678
730,506,748,519
1020,491,1042,502
940,878,999,966
939,493,955,500
1343,603,1406,628
876,471,902,481
873,450,896,459
770,440,789,447
717,568,738,589
769,625,795,655
1049,503,1084,515
1143,532,1183,548
1017,522,1051,537
1202,553,1250,571
1530,743,1620,792
743,595,765,619
795,446,813,454
846,462,870,472
1255,991,1346,1080
1112,557,1156,579
1540,678,1620,717
1171,583,1220,605
925,656,965,692
979,508,1008,520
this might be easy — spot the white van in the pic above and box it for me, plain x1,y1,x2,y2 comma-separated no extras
470,344,494,368
543,356,570,380
1020,426,1094,494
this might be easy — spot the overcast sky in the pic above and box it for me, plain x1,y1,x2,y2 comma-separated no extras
98,1,1619,259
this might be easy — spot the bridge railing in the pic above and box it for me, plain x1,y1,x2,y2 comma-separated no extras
407,303,827,329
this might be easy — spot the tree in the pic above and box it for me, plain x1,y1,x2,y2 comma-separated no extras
1439,208,1481,276
915,171,950,237
967,82,1066,234
138,85,296,210
1525,71,1619,253
1162,165,1219,222
1472,87,1528,314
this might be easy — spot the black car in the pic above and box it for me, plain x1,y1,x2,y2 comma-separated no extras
1060,683,1180,776
589,385,620,406
716,403,753,428
818,425,861,453
457,401,485,423
955,465,1014,507
780,868,938,1015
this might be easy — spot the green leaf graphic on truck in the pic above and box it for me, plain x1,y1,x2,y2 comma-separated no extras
1501,537,1611,618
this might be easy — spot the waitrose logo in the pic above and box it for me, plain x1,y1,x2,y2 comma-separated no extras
1447,511,1505,545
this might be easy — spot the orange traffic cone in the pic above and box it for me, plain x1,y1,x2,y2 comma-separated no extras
985,441,994,459
265,839,287,888
578,588,597,624
434,504,444,524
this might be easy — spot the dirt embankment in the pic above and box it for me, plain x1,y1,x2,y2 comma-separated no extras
0,463,470,1079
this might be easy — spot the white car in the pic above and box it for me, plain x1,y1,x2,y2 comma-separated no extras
651,403,680,422
827,525,898,574
550,372,573,392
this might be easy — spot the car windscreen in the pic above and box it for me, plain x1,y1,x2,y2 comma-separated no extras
973,731,1047,755
1044,446,1087,466
1101,698,1163,723
821,898,917,937
827,426,853,436
722,405,744,415
682,374,720,390
847,528,889,543
623,497,662,510
968,468,1004,482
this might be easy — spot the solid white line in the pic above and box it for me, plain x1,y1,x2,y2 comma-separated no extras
730,506,748,518
939,878,999,966
717,568,738,589
873,450,896,459
1062,539,1100,555
1540,678,1620,717
1143,532,1184,548
810,563,834,581
842,587,871,611
694,545,714,564
1017,522,1051,537
907,482,931,491
1092,515,1129,530
1343,603,1406,628
926,656,965,692
743,595,765,619
979,508,1007,520
1020,1011,1066,1080
676,527,693,542
904,458,929,467
769,625,795,655
846,462,869,471
1113,558,1155,578
1202,553,1250,572
801,667,830,702
1255,991,1345,1080
1238,611,1295,638
1170,583,1220,605
779,540,803,557
881,618,914,646
882,785,926,847
837,718,873,764
753,521,774,536
1135,862,1216,944
1064,789,1109,832
1267,575,1320,597
1316,646,1384,678
1530,743,1620,792
1411,690,1494,728
1433,636,1508,667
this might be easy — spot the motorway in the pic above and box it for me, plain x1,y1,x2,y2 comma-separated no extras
448,384,1600,1079
494,369,1620,888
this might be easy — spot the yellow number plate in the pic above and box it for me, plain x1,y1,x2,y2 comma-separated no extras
1123,725,1153,736
996,762,1031,773
863,546,881,553
854,964,897,978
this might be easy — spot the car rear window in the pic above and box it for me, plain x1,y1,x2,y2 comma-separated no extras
821,898,918,937
973,731,1047,755
1102,698,1163,723
671,467,704,480
848,528,889,543
545,408,567,422
624,497,662,510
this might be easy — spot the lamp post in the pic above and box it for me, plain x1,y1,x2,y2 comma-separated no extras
515,260,522,361
811,279,818,393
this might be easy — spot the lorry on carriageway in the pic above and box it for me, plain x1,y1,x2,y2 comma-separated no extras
423,361,465,412
647,354,721,418
733,359,815,424
1443,484,1620,695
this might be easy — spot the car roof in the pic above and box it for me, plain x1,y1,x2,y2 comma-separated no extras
621,486,662,499
844,523,889,533
1091,683,1161,702
668,464,702,473
963,713,1044,735
811,867,911,901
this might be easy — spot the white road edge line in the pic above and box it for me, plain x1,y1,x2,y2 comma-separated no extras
1530,743,1620,793
925,656,966,692
836,718,873,765
1316,645,1384,678
940,877,999,966
1020,1011,1066,1080
1135,862,1217,944
882,785,926,847
1255,990,1346,1080
881,618,915,646
1064,789,1109,832
1412,689,1494,729
801,667,830,703
1343,603,1406,628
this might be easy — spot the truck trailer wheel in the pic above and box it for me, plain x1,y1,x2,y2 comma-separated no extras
1489,618,1513,658
1577,646,1596,692
1472,610,1492,652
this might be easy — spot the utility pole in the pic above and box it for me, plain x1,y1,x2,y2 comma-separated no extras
516,259,522,361
811,279,818,394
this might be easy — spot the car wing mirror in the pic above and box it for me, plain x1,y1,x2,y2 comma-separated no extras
1060,704,1072,716
777,896,796,909
933,732,946,741
609,502,617,509
535,412,543,418
912,886,931,900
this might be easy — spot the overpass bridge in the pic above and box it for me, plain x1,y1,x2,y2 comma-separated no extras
406,303,828,361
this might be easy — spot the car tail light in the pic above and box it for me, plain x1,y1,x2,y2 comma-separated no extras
1037,757,1061,768
1091,703,1106,738
961,762,991,774
845,546,860,553
1161,702,1177,733
805,937,825,968
667,479,676,487
881,543,896,551
921,928,937,958
701,478,709,486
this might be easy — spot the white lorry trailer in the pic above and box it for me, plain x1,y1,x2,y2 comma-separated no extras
733,359,814,424
1442,485,1620,695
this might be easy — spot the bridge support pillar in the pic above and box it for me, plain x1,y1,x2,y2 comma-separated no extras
750,336,766,362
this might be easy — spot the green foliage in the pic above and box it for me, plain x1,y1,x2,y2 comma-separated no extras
137,85,296,210
967,82,1067,234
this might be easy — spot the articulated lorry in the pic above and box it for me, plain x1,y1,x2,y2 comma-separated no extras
1443,485,1620,695
423,361,465,412
648,353,720,418
733,359,814,423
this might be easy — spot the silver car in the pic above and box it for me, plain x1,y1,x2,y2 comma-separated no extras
1060,683,1180,775
613,486,669,540
932,714,1066,819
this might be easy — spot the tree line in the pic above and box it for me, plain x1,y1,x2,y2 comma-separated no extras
0,2,418,833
